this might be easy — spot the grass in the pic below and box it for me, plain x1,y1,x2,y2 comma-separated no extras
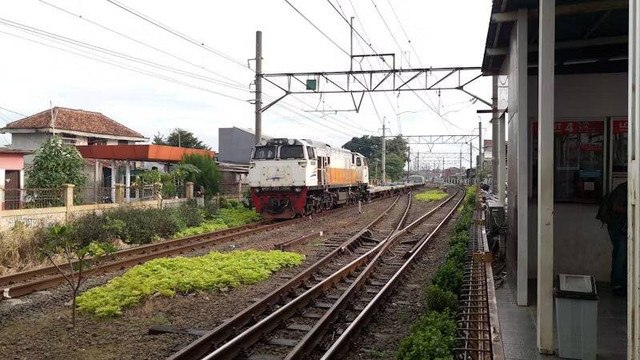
173,207,261,238
0,223,48,276
76,249,304,317
414,189,448,202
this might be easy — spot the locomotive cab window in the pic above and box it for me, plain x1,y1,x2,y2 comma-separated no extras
356,157,362,166
253,146,276,160
306,146,315,159
280,145,305,159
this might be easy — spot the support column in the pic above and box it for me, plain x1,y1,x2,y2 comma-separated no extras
125,161,131,202
516,8,529,307
537,0,555,354
628,1,640,358
94,160,99,204
111,160,116,203
498,113,506,206
492,76,499,192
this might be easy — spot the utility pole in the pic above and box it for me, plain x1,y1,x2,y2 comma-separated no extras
469,142,473,173
407,146,411,179
479,120,483,171
349,17,354,72
254,31,263,145
459,149,462,171
417,151,420,176
381,119,386,183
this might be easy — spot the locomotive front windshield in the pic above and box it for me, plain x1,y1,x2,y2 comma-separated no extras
253,146,276,160
279,145,305,159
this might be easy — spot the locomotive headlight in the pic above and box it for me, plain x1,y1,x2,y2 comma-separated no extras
287,139,295,145
294,187,301,192
259,139,267,146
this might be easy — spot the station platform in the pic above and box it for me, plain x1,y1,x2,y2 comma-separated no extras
496,277,626,360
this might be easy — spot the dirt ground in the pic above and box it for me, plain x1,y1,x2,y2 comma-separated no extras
0,196,400,360
0,188,457,360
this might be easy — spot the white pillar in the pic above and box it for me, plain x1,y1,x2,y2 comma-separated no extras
492,76,499,192
111,160,116,203
516,8,529,307
94,160,99,203
498,113,506,206
537,0,555,354
125,161,131,202
628,1,640,358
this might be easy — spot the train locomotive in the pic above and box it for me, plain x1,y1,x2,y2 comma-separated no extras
247,138,369,219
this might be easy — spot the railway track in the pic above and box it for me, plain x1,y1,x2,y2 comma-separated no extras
1,192,406,300
168,188,464,360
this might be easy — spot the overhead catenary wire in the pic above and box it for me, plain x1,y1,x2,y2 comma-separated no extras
104,0,250,71
38,0,246,89
0,106,26,117
0,29,249,103
283,0,350,56
0,17,251,93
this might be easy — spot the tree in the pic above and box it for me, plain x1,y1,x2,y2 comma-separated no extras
40,224,115,327
26,136,87,189
153,128,210,150
342,135,409,181
181,153,221,198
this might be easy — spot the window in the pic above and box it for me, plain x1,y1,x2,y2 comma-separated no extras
279,145,305,159
356,157,362,166
533,120,604,202
307,146,315,159
252,146,276,160
612,118,628,173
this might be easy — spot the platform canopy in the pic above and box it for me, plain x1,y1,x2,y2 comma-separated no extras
75,144,215,162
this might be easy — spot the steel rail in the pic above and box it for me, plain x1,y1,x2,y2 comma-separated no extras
201,190,460,360
168,194,404,360
0,220,273,286
320,189,465,360
1,190,403,299
198,194,413,360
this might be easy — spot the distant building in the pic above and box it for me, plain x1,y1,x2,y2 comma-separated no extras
217,127,270,165
0,107,148,165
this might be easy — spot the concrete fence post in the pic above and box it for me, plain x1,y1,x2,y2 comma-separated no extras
153,182,163,209
63,184,75,222
0,186,4,211
186,182,194,200
115,183,125,204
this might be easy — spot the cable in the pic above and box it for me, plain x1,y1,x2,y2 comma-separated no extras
104,0,250,70
39,0,245,88
384,0,424,66
0,17,250,93
0,106,26,117
283,0,349,56
0,29,248,102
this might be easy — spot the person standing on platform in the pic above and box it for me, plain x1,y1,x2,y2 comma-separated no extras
597,181,628,295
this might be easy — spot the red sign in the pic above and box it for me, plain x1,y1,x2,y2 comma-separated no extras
613,119,628,133
532,121,604,135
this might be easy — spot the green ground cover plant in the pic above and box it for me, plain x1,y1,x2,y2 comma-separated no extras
414,189,449,202
77,249,304,317
397,186,476,360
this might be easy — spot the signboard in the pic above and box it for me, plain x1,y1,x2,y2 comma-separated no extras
613,118,628,134
532,121,604,135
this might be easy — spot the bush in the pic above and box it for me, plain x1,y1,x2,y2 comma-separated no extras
397,311,457,360
173,204,204,228
424,285,458,314
217,207,261,227
77,250,304,317
432,259,464,295
447,242,467,266
72,213,111,247
105,208,182,245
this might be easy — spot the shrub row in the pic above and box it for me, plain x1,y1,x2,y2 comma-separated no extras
70,199,260,246
414,189,449,202
397,186,476,360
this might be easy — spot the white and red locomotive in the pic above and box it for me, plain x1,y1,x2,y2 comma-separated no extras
248,138,369,219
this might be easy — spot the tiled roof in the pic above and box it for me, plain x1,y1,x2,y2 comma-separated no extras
2,107,146,139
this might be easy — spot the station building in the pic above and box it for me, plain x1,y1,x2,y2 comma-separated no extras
480,0,636,358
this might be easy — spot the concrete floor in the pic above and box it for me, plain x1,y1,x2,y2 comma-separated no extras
495,277,626,360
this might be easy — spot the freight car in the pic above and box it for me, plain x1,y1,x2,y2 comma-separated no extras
247,138,370,219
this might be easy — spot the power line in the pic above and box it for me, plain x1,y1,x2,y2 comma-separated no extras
283,0,350,56
0,17,250,93
39,0,245,89
0,29,248,102
0,106,26,117
104,0,250,71
384,0,424,66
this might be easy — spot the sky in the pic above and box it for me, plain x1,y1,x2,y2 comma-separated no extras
0,0,493,169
